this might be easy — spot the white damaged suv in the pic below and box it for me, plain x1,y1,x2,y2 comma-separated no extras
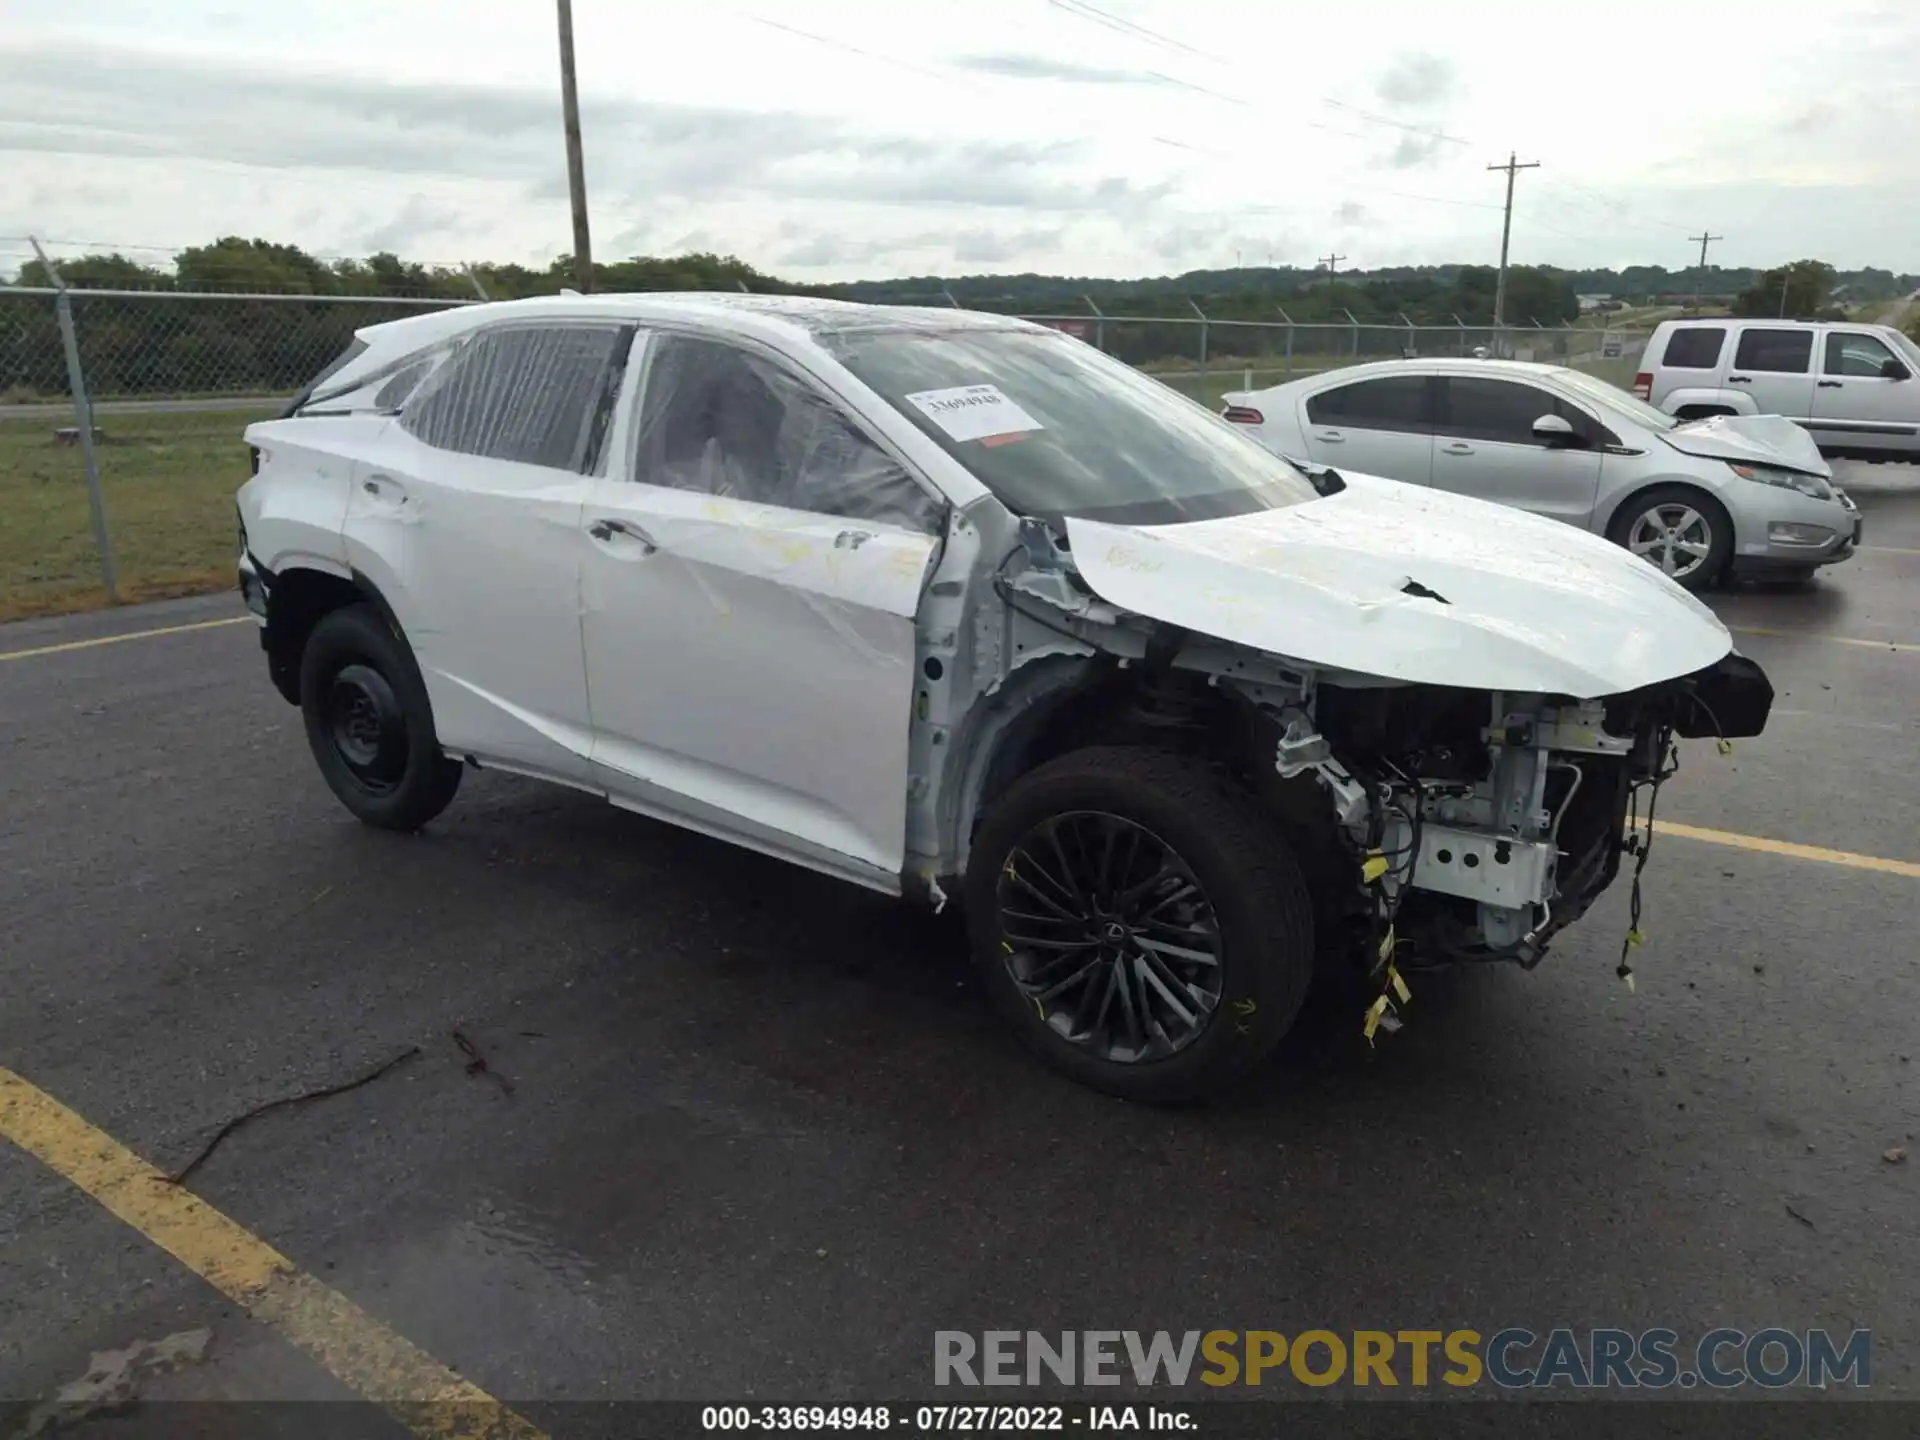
238,295,1774,1101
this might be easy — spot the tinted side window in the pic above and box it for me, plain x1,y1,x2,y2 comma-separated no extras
403,324,624,470
1442,378,1588,445
1823,331,1896,377
634,335,943,533
1733,328,1813,374
1305,376,1431,433
1661,327,1724,369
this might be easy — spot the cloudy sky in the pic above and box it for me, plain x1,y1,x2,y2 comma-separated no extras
3,0,1917,284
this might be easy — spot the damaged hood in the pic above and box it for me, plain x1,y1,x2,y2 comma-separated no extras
1659,413,1831,478
1067,472,1733,696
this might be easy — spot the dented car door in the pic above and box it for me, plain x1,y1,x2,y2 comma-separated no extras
579,330,946,886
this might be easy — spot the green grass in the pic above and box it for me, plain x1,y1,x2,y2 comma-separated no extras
0,407,272,621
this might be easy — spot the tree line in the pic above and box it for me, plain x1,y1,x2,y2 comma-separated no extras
4,238,1915,401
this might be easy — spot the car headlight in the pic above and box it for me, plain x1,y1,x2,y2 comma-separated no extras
1727,461,1833,501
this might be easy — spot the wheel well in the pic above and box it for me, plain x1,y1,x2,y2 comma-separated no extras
965,665,1341,855
263,568,378,705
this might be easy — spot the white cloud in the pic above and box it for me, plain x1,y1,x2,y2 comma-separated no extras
2,0,1917,281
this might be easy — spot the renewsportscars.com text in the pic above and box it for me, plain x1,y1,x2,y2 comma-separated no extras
934,1328,1871,1390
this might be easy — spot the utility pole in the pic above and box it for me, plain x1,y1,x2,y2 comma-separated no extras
1486,152,1540,333
1687,231,1722,313
1319,252,1346,280
555,0,593,292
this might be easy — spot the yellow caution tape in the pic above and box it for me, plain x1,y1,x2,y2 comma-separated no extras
1362,852,1389,884
1625,929,1646,947
1390,966,1412,1005
1378,927,1397,964
1362,994,1389,1043
1716,738,1734,756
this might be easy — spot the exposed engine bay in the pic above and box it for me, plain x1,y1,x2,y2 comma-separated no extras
923,509,1776,1037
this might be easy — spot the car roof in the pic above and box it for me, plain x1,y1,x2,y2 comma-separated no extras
1656,316,1889,330
1246,357,1583,393
353,291,1045,355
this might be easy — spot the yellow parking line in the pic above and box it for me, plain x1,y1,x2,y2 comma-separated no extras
1865,545,1920,557
0,1066,547,1440
1731,625,1915,654
1653,820,1920,879
0,615,252,662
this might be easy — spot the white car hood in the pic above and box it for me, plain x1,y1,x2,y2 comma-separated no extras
1659,414,1831,478
1067,472,1733,697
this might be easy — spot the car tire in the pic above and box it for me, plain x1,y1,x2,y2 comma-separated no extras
1608,485,1732,592
298,603,463,831
964,746,1316,1103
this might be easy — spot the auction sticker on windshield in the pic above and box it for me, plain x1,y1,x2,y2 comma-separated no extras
905,384,1044,443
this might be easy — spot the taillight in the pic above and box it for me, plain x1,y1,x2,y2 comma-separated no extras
1631,372,1653,401
1223,405,1264,425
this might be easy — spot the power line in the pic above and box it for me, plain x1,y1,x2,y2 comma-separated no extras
1487,152,1541,330
737,9,1504,224
1319,253,1348,278
1042,0,1472,148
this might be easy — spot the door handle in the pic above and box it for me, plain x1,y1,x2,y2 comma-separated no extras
1442,442,1474,455
588,518,658,553
1315,430,1344,443
1727,374,1752,383
1817,380,1843,388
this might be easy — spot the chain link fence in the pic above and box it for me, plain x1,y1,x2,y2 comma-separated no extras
1,288,468,410
1,285,1653,619
1034,315,1651,405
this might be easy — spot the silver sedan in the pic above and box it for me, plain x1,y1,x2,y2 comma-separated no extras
1223,358,1861,590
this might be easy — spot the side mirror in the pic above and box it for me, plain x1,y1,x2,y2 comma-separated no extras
1532,413,1577,444
1881,358,1910,381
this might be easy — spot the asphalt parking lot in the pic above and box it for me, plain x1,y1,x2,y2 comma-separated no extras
2,464,1916,1435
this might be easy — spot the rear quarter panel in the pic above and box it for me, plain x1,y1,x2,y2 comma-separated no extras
239,417,388,576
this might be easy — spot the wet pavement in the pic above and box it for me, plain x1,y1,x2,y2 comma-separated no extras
1,462,1916,1428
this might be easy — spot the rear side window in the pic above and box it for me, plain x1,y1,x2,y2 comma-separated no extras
1306,376,1432,433
1733,328,1813,374
1660,327,1724,369
403,324,626,471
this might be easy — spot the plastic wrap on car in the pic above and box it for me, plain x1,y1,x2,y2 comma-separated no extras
632,333,944,534
400,325,626,471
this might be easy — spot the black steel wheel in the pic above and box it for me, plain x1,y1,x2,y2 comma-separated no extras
324,663,408,795
299,603,462,831
966,747,1316,1102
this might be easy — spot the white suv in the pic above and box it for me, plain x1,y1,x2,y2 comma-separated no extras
238,294,1773,1101
1635,317,1920,460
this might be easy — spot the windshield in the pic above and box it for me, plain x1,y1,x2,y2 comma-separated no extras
1552,367,1678,432
825,327,1320,526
